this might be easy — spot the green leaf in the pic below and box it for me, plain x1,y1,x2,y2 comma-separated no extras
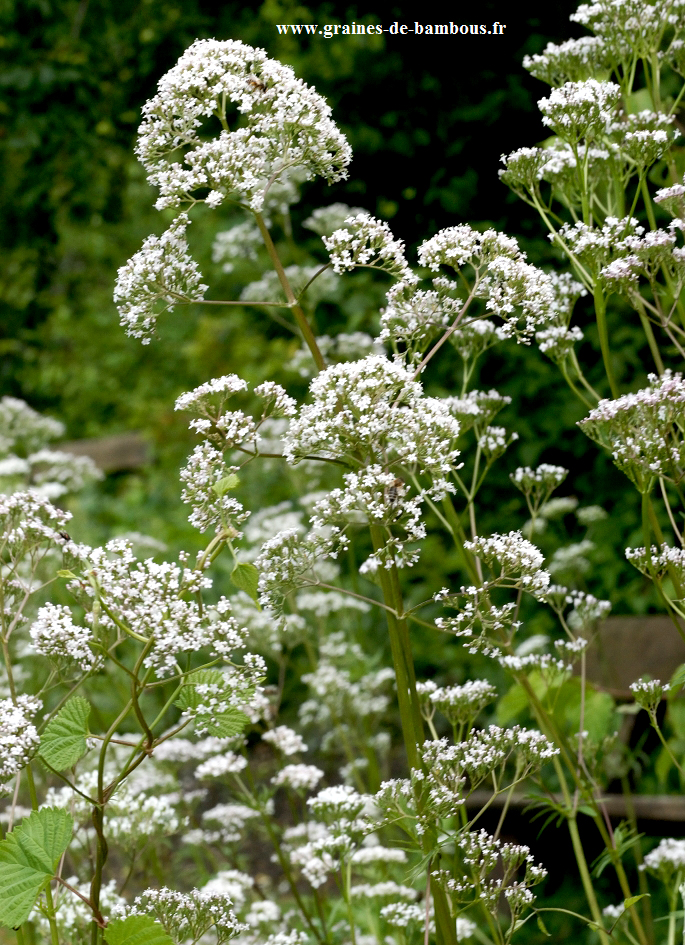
211,473,239,497
537,915,551,937
40,697,91,771
670,662,685,692
105,915,174,945
624,894,649,910
0,808,73,928
175,669,250,738
230,561,260,603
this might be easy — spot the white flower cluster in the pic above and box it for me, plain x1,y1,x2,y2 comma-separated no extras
418,225,556,341
478,425,519,463
114,213,207,344
538,79,620,142
322,212,415,280
195,751,247,779
0,396,64,454
642,838,685,878
310,465,427,572
626,541,685,584
199,801,261,845
523,35,610,85
464,531,550,593
425,679,497,727
73,539,248,677
630,677,668,712
535,323,584,362
120,886,246,942
380,283,458,354
307,784,370,821
300,645,394,739
571,0,685,62
179,443,247,534
0,695,40,783
449,319,509,364
272,763,324,791
30,602,100,672
303,202,366,237
0,490,72,560
212,219,262,273
284,356,460,482
136,39,350,211
579,371,685,488
255,528,326,611
262,725,307,755
511,464,569,509
444,389,511,436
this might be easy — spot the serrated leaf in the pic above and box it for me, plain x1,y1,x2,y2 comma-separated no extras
0,808,73,928
175,669,250,738
40,697,91,771
230,561,260,603
211,473,240,497
105,915,174,945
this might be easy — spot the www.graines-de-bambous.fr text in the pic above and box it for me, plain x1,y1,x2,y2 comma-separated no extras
275,21,507,38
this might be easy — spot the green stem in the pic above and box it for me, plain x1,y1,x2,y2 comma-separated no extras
254,212,325,371
369,525,423,771
594,286,619,397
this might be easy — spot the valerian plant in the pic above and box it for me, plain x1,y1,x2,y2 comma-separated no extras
4,6,685,944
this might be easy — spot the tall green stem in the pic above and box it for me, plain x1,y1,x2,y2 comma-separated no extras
254,212,325,371
594,286,619,397
368,526,456,945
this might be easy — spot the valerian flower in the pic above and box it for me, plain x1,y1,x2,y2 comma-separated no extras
0,695,41,784
284,355,461,484
578,371,685,489
538,79,621,143
322,212,415,280
136,38,351,212
114,213,207,343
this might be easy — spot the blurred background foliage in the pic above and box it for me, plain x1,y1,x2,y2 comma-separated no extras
0,0,655,613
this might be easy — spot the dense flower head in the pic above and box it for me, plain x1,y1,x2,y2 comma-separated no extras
579,371,685,488
180,443,247,533
120,886,246,943
443,390,511,435
427,679,497,726
310,465,431,572
0,397,64,457
626,541,685,585
464,531,550,593
630,677,668,712
642,838,685,878
523,36,611,85
0,490,72,561
538,80,621,142
114,214,207,343
284,355,461,482
136,38,351,211
511,464,569,507
71,539,248,677
571,0,685,61
272,764,324,791
418,226,556,341
0,695,41,784
303,202,366,237
379,283,458,354
322,212,415,280
30,603,100,672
